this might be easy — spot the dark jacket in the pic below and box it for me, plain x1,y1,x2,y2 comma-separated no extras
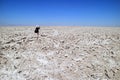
34,27,40,33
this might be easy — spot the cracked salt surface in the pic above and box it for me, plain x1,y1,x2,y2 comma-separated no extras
0,27,120,80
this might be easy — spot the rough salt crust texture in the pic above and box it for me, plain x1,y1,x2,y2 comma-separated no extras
0,27,120,80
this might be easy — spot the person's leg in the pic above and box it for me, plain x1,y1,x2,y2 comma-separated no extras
37,32,39,39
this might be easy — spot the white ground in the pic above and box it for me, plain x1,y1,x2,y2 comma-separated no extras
0,26,120,80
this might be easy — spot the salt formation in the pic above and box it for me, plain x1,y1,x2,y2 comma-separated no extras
0,27,120,80
53,29,59,36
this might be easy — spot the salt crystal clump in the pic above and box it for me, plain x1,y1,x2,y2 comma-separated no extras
53,30,59,36
47,51,54,56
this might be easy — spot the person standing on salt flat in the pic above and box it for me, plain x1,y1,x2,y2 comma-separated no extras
34,25,40,39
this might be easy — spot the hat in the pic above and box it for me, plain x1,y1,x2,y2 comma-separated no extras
36,25,40,27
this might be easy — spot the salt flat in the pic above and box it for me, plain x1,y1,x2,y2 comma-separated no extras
0,26,120,80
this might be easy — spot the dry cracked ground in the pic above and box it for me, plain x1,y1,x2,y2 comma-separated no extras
0,27,120,80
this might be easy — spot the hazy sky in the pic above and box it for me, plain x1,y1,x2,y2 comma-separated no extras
0,0,120,26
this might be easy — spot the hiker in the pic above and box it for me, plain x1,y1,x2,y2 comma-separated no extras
34,25,40,39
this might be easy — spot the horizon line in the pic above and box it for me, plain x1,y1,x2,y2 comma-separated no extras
0,25,120,27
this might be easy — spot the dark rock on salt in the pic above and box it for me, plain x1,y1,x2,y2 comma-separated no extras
18,71,22,73
16,57,21,59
